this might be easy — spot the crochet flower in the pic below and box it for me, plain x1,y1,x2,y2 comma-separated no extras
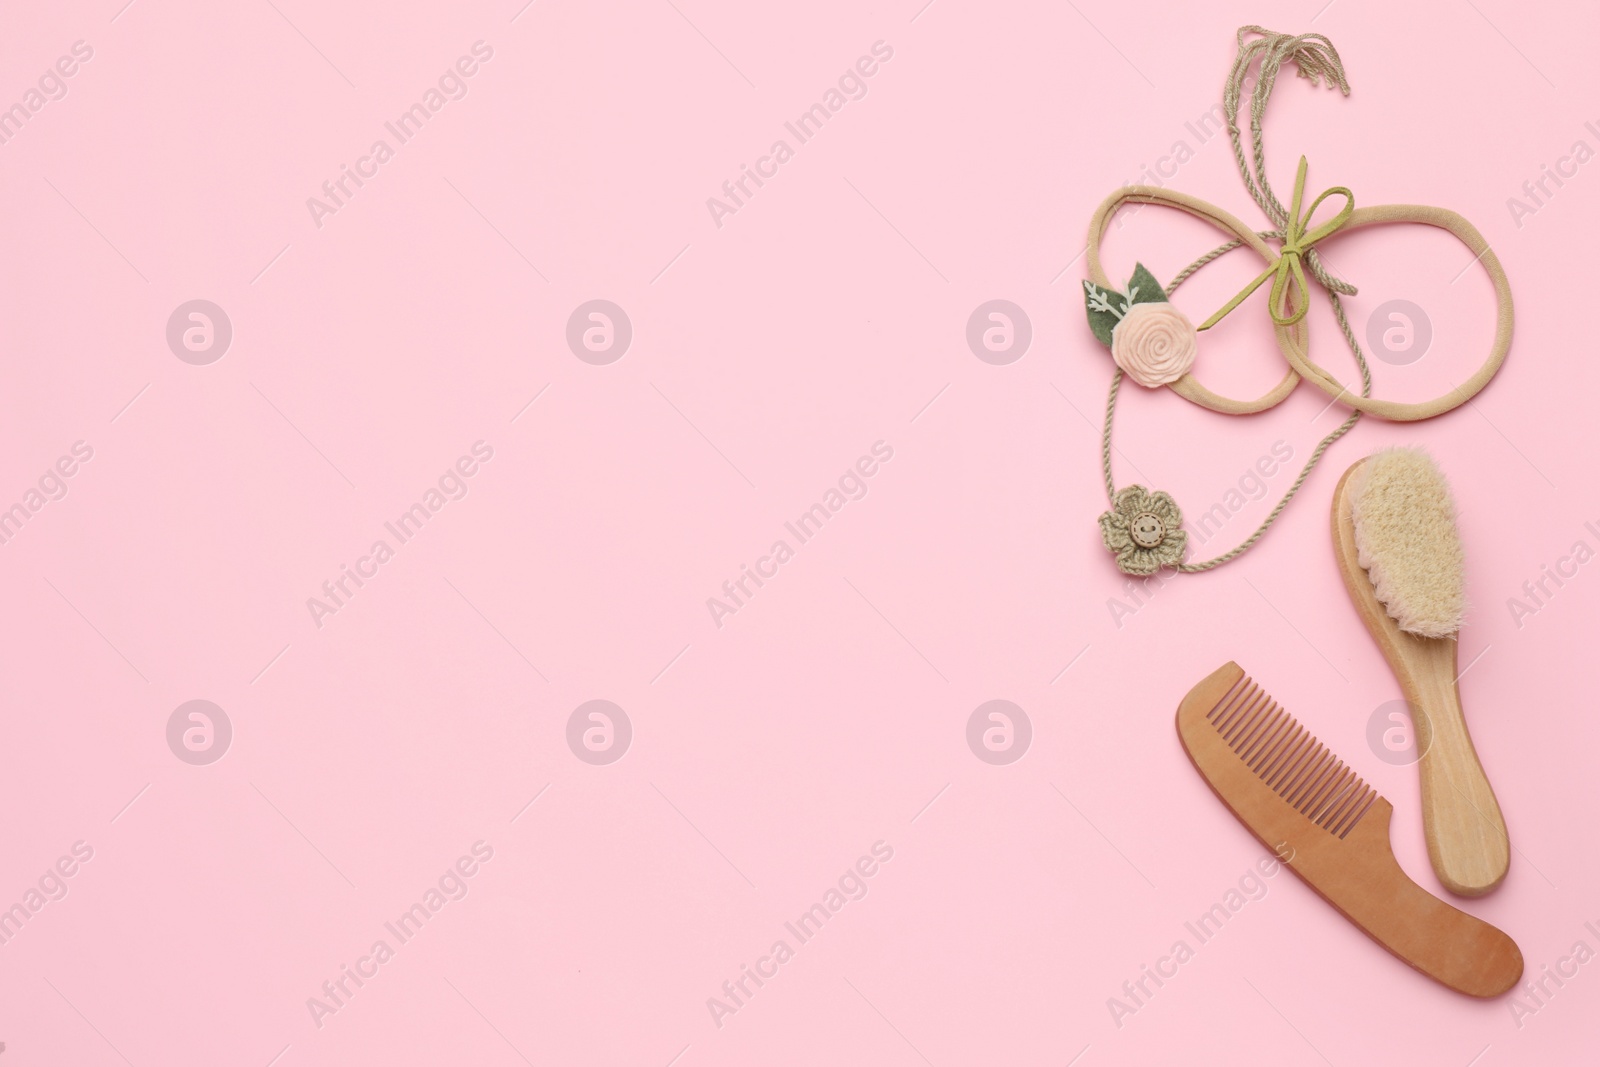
1099,485,1188,575
1111,301,1198,388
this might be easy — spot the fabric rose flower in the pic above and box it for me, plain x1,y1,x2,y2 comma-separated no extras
1110,301,1198,388
1099,485,1187,575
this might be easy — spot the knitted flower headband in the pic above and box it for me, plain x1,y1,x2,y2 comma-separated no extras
1081,26,1513,577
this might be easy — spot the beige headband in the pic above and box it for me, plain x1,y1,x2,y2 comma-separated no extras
1085,188,1513,420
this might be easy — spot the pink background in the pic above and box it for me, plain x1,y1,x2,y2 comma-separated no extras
2,0,1597,1063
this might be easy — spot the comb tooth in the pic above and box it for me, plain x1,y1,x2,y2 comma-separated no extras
1206,676,1254,723
1308,770,1359,824
1232,700,1283,758
1249,717,1299,774
1220,692,1270,745
1317,772,1363,819
1331,769,1376,831
1204,674,1250,722
1325,785,1366,836
1286,748,1337,812
1261,726,1313,789
1209,681,1258,727
1238,711,1288,770
1215,688,1263,740
1281,743,1333,805
1215,684,1263,735
1337,790,1379,838
1323,781,1371,834
1299,760,1351,818
1268,735,1319,795
1258,726,1307,786
1294,757,1345,815
1280,748,1331,806
1329,772,1371,826
1239,705,1291,765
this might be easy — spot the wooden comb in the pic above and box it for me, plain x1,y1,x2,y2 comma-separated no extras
1176,662,1522,997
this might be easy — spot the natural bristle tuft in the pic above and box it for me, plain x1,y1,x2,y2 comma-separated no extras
1349,448,1466,638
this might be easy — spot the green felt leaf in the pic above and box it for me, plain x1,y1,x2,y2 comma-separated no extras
1082,280,1122,347
1084,263,1169,348
1127,262,1168,305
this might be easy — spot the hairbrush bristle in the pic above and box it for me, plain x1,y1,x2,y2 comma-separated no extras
1349,448,1466,638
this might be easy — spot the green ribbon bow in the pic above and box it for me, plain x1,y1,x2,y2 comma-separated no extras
1198,156,1353,331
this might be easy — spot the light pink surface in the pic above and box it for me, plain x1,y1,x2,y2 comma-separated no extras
2,2,1597,1064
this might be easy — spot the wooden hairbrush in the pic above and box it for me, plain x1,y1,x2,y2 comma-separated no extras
1176,662,1522,997
1332,448,1509,896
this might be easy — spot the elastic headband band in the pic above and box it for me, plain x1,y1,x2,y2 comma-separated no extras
1085,188,1513,421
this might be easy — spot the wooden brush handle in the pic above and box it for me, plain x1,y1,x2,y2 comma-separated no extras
1397,636,1510,897
1331,462,1510,897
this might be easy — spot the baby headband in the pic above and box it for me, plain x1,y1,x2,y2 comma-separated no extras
1080,26,1513,576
